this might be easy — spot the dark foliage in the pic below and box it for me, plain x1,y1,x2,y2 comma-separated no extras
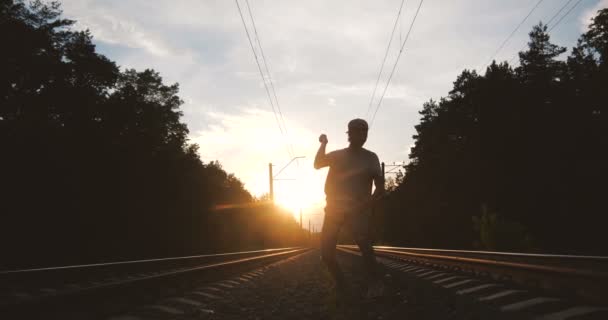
382,13,607,254
0,1,303,269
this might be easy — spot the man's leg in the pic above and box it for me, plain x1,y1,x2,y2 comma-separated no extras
349,209,379,284
320,212,344,286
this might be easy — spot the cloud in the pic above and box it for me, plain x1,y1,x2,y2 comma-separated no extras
580,0,608,31
56,0,601,219
63,1,175,57
191,108,320,192
190,106,328,226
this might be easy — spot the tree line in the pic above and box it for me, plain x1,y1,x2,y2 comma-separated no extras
381,8,607,255
0,0,304,269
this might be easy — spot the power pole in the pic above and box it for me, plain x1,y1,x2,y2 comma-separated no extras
268,156,304,203
268,162,274,202
299,208,302,228
382,162,385,180
383,161,405,180
309,219,311,240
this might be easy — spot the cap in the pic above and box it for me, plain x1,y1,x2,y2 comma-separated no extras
347,118,369,133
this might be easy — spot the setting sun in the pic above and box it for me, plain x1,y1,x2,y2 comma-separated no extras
270,159,328,224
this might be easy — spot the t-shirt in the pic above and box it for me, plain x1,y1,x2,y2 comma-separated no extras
321,147,382,209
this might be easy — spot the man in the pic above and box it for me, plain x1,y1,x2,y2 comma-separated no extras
314,118,385,299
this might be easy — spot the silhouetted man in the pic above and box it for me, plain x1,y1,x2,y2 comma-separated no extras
314,118,385,299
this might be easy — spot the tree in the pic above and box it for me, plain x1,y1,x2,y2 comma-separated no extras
382,10,608,254
0,0,302,268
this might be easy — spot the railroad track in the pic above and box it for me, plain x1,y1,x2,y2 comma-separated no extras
0,247,309,319
339,245,608,319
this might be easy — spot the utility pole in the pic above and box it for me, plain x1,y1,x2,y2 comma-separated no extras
383,161,405,180
309,219,311,241
268,162,274,202
299,208,302,228
269,156,305,203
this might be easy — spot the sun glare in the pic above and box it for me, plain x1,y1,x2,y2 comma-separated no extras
272,167,326,220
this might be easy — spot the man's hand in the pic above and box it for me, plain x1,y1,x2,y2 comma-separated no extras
314,134,329,169
319,134,328,145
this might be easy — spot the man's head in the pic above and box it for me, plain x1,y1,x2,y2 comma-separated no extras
347,118,368,148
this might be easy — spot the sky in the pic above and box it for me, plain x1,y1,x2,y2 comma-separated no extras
60,0,607,230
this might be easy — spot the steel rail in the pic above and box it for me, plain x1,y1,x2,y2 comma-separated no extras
339,245,608,279
372,245,608,261
2,248,306,305
338,245,608,304
0,247,310,317
0,246,301,275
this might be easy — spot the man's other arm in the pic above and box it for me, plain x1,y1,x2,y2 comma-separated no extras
314,134,330,169
372,153,385,200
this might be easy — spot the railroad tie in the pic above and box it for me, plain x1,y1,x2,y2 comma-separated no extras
165,297,204,307
443,279,475,289
423,273,448,280
535,306,608,320
402,266,422,272
417,270,439,277
413,268,431,274
142,305,185,315
217,282,235,289
457,283,501,295
191,291,221,300
434,276,463,284
500,297,560,312
223,280,242,286
478,289,524,302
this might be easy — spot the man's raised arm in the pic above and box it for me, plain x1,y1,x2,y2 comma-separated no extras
314,134,329,169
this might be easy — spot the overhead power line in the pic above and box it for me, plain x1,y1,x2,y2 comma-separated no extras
365,0,407,119
507,0,584,66
235,0,293,158
548,0,584,32
478,0,545,72
244,0,292,155
369,0,425,129
546,0,575,27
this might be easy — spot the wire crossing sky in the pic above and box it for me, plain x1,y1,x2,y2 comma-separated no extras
507,0,588,66
59,0,608,230
365,0,407,120
369,0,425,129
479,0,545,71
550,0,586,32
243,0,295,158
547,0,577,27
235,0,294,158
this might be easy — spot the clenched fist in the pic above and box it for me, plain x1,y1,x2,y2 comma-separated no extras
319,134,328,144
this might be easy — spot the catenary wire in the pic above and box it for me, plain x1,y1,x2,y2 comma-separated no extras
244,0,299,167
369,0,425,129
508,0,585,66
244,0,294,157
478,0,545,72
546,0,576,27
365,0,407,119
235,0,293,158
548,0,584,32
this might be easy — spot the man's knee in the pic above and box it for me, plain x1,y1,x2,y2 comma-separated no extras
354,233,372,248
320,245,335,264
